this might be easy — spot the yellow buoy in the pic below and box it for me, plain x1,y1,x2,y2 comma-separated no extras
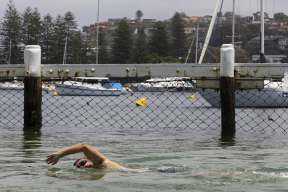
135,97,148,107
48,86,53,91
187,94,198,102
52,91,59,96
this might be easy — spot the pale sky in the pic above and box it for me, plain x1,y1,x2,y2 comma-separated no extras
0,0,287,27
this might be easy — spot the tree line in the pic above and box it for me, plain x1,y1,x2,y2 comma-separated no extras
1,0,287,64
0,1,189,64
111,13,187,64
0,0,82,64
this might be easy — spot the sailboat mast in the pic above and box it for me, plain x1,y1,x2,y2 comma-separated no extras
232,0,235,45
96,0,100,64
63,28,69,65
260,0,265,56
8,39,11,64
198,0,222,64
195,23,199,63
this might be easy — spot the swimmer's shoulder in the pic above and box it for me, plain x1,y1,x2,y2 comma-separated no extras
103,159,124,170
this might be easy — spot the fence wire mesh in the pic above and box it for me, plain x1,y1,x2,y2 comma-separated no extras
42,78,220,133
0,77,23,128
0,73,288,135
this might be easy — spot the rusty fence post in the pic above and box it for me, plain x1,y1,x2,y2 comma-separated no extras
220,44,235,140
24,45,42,130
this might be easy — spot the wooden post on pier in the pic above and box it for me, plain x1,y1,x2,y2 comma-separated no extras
24,45,42,130
220,44,235,140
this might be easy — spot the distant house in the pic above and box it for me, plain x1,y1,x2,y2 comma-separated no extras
182,16,201,24
201,15,212,24
252,11,271,24
268,21,288,32
184,27,195,34
241,16,254,24
142,19,157,24
278,38,288,50
247,35,288,55
141,19,157,36
108,18,127,25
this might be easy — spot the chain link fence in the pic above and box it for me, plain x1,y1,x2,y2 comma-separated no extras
0,74,287,135
0,77,23,128
42,78,220,133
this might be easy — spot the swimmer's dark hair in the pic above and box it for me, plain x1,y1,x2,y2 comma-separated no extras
73,158,87,168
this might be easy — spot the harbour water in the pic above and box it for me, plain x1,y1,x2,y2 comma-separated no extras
1,90,288,191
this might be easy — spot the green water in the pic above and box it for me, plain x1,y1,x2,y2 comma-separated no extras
1,126,288,192
0,90,288,191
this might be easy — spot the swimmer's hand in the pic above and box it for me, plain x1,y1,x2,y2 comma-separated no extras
47,153,61,165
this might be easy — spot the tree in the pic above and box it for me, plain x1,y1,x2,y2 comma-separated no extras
203,46,220,63
111,19,132,63
0,0,22,64
274,12,288,22
70,30,82,64
235,47,249,63
21,7,32,44
81,27,109,64
98,31,109,64
21,7,41,45
149,21,169,57
135,10,143,21
170,12,186,59
63,11,78,64
131,28,147,63
143,53,179,63
253,11,270,21
48,12,79,64
50,15,66,63
40,14,55,64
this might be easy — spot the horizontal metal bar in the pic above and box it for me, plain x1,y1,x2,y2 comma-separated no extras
235,63,288,80
0,64,25,77
41,63,220,79
0,63,287,79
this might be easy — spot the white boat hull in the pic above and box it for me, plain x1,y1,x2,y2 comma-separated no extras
0,82,23,90
199,88,288,108
55,84,123,96
132,80,194,92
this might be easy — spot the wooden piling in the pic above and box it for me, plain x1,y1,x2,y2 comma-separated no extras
220,44,235,139
24,45,42,130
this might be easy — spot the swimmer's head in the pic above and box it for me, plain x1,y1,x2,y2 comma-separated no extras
73,158,93,168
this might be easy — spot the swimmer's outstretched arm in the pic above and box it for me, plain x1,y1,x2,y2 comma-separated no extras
46,143,107,166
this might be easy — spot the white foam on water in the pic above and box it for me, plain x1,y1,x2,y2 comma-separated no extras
253,171,288,178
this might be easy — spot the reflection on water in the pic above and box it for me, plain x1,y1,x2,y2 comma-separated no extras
23,129,41,150
22,129,41,165
219,136,236,147
0,125,288,192
47,167,106,181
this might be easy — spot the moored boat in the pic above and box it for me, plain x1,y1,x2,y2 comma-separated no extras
131,77,194,92
54,77,127,96
199,74,288,108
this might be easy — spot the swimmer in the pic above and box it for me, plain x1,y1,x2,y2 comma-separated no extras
46,143,126,170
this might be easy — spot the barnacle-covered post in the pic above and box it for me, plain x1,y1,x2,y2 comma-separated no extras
220,44,235,140
24,45,42,130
